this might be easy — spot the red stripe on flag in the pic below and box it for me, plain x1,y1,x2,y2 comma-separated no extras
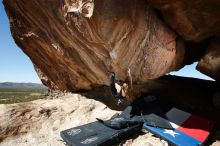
177,114,214,142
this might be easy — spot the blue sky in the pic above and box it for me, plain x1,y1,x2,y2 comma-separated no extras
0,2,213,83
169,62,214,81
0,2,41,83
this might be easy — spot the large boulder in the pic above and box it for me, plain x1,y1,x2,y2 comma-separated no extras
148,0,220,81
3,0,184,91
197,38,220,81
148,0,220,42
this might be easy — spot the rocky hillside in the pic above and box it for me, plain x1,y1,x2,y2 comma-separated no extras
0,93,220,146
0,94,117,146
0,93,165,146
0,82,46,89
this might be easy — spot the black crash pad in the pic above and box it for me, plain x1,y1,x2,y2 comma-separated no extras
60,121,142,146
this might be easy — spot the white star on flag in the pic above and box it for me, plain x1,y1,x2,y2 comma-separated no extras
163,129,180,137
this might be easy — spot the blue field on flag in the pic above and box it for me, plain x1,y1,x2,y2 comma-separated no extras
144,124,202,146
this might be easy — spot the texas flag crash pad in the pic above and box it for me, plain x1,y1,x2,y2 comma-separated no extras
143,108,214,146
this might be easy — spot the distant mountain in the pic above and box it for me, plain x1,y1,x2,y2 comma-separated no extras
0,82,47,89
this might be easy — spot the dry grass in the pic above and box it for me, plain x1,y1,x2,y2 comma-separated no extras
0,88,47,104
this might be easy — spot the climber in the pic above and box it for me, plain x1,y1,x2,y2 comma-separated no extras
110,72,128,105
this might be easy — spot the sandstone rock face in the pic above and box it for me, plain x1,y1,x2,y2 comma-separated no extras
145,0,220,81
197,38,220,80
148,0,220,42
3,0,184,91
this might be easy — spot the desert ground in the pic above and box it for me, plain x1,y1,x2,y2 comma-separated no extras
0,93,220,146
